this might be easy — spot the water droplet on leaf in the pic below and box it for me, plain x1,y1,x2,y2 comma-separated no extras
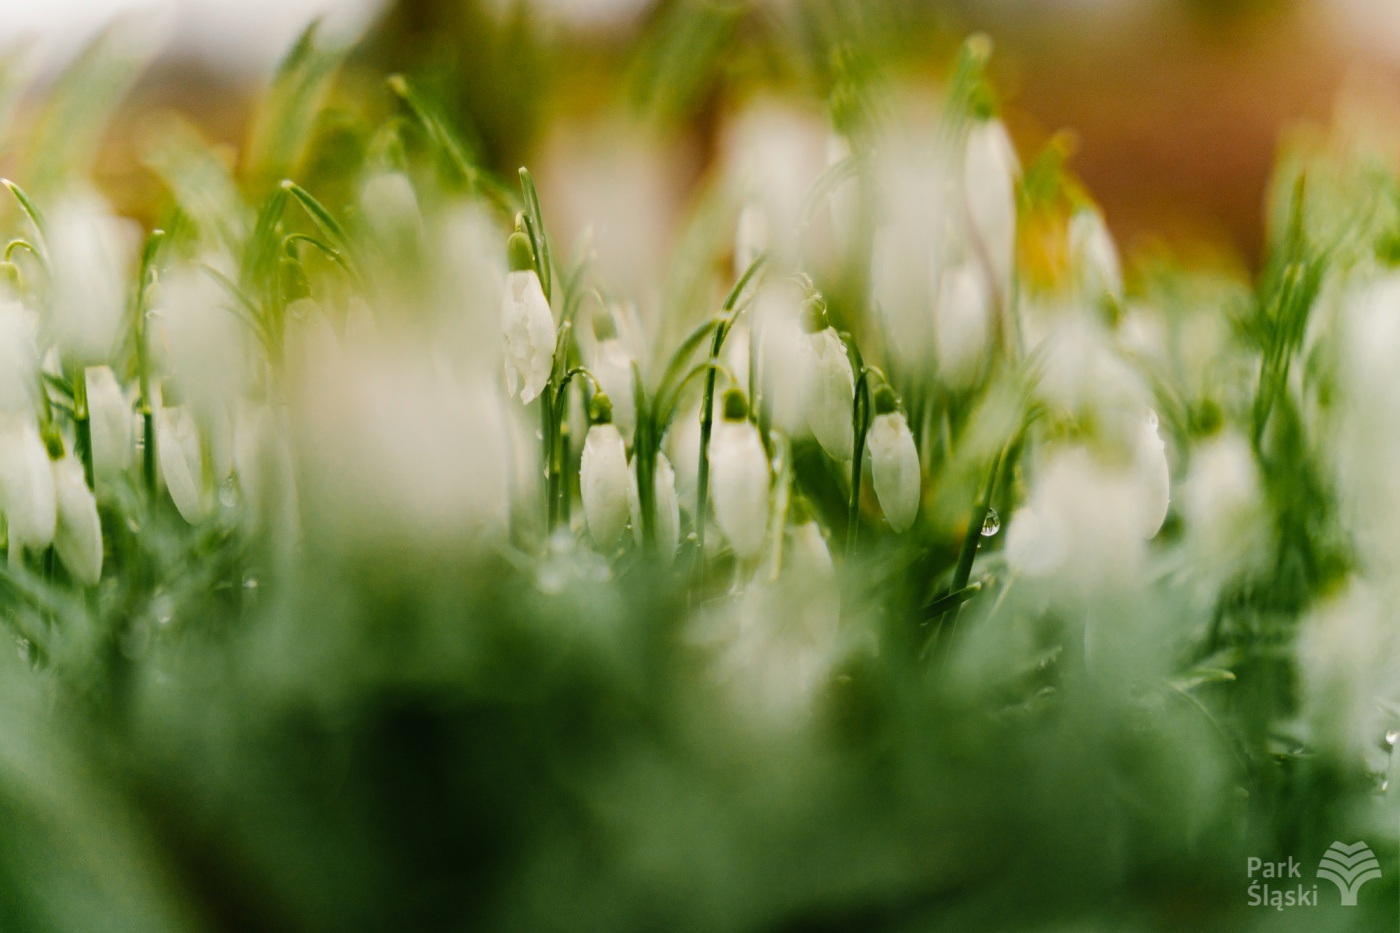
980,507,1000,537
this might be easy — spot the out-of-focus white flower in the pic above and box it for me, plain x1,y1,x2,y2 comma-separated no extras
0,419,55,551
722,101,827,267
580,401,630,550
588,315,636,436
500,237,555,404
1006,445,1150,593
1182,430,1271,589
1135,410,1170,540
157,404,208,524
154,262,252,417
293,342,509,551
47,190,133,363
666,406,701,514
1035,313,1150,424
628,451,681,557
710,389,770,559
0,417,55,550
0,300,37,416
52,454,101,585
934,260,993,391
799,308,855,462
752,281,810,435
85,366,132,486
1298,580,1400,762
963,118,1018,297
826,132,859,252
734,203,770,278
1069,207,1123,301
359,170,423,248
865,388,920,532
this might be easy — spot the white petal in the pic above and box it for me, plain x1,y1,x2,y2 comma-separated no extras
500,270,555,403
934,261,992,391
48,190,132,362
52,456,102,585
802,327,855,462
580,423,630,548
158,405,206,524
85,365,132,485
1135,409,1170,539
866,412,921,532
963,119,1018,296
0,419,55,549
592,339,637,435
710,419,770,558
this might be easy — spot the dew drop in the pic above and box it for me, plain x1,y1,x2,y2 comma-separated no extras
1387,729,1399,747
980,507,1000,537
15,637,29,664
219,479,239,508
243,575,260,591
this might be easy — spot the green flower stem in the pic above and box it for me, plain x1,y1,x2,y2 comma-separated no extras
1,179,48,258
691,255,766,566
929,444,1007,663
71,365,94,490
134,230,165,501
632,363,656,550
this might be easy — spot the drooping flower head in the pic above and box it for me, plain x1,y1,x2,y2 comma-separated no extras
500,229,555,403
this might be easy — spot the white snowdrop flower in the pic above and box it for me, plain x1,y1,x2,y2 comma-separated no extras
85,365,132,485
1135,409,1171,540
721,321,751,397
798,300,855,462
1036,313,1150,422
281,296,340,375
47,190,133,363
628,451,681,557
665,407,701,514
500,232,555,404
359,170,423,248
710,389,770,559
722,101,827,266
52,454,102,585
1069,207,1123,301
0,418,56,550
0,300,37,416
825,132,859,252
157,403,208,524
788,498,835,581
1005,445,1147,593
963,117,1019,297
155,262,252,417
588,315,636,436
752,280,810,436
734,203,770,278
934,260,993,391
294,343,509,551
865,387,921,532
1297,580,1400,762
1182,430,1271,588
579,395,630,549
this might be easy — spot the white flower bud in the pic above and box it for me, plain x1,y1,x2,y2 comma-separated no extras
48,191,132,363
500,269,555,404
590,336,636,436
157,404,207,524
665,408,701,513
800,324,855,462
1069,207,1123,300
52,455,101,585
628,451,681,556
155,263,252,418
963,118,1018,297
0,418,55,550
0,301,37,416
710,396,770,559
865,404,920,532
934,260,993,391
1135,409,1170,540
1182,430,1270,586
580,420,630,549
86,366,133,486
359,171,423,247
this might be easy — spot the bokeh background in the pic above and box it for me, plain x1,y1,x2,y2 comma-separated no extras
7,0,1400,271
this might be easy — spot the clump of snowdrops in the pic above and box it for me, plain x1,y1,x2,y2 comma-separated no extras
0,22,1394,933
